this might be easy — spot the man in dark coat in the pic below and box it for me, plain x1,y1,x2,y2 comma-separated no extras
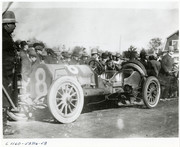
147,55,161,77
69,50,81,65
159,46,174,99
2,11,17,135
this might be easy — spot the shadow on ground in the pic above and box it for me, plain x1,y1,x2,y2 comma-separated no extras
31,96,146,124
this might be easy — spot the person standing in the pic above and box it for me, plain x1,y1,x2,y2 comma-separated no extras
91,48,99,61
61,51,72,65
20,41,30,83
79,52,89,65
33,43,45,64
139,50,148,68
147,55,161,77
2,11,17,135
160,47,174,75
70,50,81,65
44,48,59,64
159,46,174,99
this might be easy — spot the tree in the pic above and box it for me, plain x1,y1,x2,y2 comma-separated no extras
148,38,163,54
71,46,83,57
123,45,138,60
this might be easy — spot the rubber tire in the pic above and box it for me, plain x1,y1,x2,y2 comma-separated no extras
142,76,160,108
122,60,147,76
47,76,84,124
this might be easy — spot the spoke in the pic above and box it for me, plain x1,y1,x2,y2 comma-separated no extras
93,67,97,70
62,85,65,93
150,97,153,102
59,103,66,113
68,86,73,94
147,93,151,99
70,92,77,97
57,91,63,97
65,84,69,93
57,100,63,107
69,101,76,108
61,85,66,94
147,90,151,94
56,97,62,100
151,98,155,103
68,104,72,113
71,98,77,102
64,104,68,116
153,92,157,98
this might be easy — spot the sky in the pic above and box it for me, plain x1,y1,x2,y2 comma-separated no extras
2,1,179,53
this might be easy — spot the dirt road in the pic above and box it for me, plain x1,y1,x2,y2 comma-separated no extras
4,98,179,138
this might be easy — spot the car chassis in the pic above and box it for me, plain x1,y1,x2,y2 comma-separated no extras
7,59,161,123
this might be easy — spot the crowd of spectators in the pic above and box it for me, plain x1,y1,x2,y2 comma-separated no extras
13,39,178,102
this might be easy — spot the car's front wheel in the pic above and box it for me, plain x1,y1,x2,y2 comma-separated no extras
47,76,84,123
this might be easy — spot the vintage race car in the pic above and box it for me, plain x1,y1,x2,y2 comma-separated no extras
16,59,160,124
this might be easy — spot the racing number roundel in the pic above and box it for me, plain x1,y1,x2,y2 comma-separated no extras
67,65,79,74
35,68,48,96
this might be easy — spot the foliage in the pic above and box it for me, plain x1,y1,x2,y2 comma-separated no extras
71,46,84,56
123,45,138,60
148,38,163,53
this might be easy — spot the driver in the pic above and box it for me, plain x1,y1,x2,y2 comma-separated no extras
91,48,99,61
100,52,108,70
99,52,109,78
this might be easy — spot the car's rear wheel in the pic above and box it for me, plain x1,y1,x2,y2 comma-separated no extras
47,76,84,123
142,76,160,108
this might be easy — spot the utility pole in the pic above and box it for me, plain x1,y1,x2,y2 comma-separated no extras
119,35,121,53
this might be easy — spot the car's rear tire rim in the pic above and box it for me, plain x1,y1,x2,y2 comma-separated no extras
146,81,159,105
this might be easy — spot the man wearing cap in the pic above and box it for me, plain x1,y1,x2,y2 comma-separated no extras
113,52,122,71
159,46,174,99
20,49,39,97
61,51,72,65
147,55,161,77
99,52,109,78
70,50,81,65
91,48,99,61
19,41,31,88
100,52,108,70
139,50,148,68
33,42,45,64
2,11,17,135
111,52,117,62
160,46,174,75
28,49,39,71
79,52,89,65
44,48,58,64
21,48,39,80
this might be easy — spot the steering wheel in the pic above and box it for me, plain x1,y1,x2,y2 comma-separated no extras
88,59,104,75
